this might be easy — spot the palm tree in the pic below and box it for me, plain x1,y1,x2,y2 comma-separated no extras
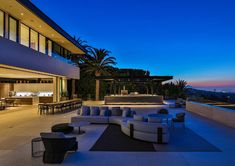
175,80,187,98
81,48,117,100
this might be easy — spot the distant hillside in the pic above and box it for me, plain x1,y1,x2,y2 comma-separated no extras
186,88,235,103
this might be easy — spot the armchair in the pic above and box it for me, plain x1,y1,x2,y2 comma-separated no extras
40,132,78,164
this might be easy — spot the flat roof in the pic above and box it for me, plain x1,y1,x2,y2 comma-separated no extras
96,76,173,83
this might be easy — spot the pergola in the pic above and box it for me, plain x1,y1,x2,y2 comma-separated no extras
96,75,173,95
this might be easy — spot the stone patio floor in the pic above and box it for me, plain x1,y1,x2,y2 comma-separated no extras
0,102,235,166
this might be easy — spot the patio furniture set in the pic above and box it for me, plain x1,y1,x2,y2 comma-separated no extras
71,106,185,142
36,106,185,164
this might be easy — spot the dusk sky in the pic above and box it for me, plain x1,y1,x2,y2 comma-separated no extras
32,0,235,92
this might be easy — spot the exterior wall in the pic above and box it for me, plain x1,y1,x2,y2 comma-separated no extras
0,83,13,98
0,37,80,79
186,101,235,128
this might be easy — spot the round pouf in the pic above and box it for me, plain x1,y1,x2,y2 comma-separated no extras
51,123,74,134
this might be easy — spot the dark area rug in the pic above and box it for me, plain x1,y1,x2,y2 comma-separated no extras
155,128,221,152
90,125,221,152
90,125,156,152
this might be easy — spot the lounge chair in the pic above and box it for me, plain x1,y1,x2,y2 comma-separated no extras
172,112,186,128
40,132,78,164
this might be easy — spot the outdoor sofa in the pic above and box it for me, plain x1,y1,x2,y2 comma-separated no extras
71,106,170,143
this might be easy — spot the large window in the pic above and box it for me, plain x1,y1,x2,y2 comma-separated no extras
47,40,52,56
20,23,29,47
9,17,18,42
39,34,46,54
53,42,61,55
30,29,38,51
0,10,4,37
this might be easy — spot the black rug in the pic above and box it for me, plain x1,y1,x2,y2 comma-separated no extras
155,128,221,152
90,125,221,152
90,125,156,151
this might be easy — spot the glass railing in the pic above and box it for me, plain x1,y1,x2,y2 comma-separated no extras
52,53,77,66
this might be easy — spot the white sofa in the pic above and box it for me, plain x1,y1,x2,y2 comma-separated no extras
121,120,169,143
71,106,170,143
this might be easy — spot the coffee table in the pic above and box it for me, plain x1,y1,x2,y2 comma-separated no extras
69,121,90,134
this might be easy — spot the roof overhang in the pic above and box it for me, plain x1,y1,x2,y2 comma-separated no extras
0,0,86,54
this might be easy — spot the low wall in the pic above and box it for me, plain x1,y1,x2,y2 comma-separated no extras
186,101,235,128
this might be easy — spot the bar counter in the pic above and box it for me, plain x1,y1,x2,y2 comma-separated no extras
104,95,164,105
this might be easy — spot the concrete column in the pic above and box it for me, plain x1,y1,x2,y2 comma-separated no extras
61,78,67,93
53,77,61,102
71,79,76,98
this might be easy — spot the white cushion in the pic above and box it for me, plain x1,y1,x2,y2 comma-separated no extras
127,120,168,134
111,107,122,116
133,115,144,121
148,117,162,123
122,109,130,117
40,132,65,139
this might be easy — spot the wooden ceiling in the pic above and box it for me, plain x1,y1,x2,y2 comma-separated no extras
0,65,56,79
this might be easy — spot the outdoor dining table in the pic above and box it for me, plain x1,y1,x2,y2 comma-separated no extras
38,99,82,115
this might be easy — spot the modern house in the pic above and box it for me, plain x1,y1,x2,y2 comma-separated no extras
0,0,86,104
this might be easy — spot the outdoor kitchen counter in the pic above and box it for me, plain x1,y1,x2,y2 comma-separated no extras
104,95,164,105
8,96,53,105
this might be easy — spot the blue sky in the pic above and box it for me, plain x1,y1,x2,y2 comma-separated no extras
32,0,235,91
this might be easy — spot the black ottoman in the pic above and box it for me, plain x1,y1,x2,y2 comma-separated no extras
51,123,74,134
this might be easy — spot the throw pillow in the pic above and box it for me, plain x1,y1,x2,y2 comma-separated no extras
90,106,100,116
111,107,122,116
80,106,90,116
100,107,110,116
129,110,136,117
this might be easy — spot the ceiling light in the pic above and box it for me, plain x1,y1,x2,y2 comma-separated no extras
20,13,24,16
39,25,42,28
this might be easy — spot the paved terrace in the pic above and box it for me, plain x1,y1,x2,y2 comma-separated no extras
0,102,235,166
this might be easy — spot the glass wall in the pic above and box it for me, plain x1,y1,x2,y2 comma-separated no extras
53,42,61,55
20,23,29,47
9,17,18,42
2,13,74,64
30,29,38,51
0,10,4,37
47,40,52,56
39,34,46,54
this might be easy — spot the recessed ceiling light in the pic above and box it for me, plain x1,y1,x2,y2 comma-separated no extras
20,13,24,16
39,25,42,28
